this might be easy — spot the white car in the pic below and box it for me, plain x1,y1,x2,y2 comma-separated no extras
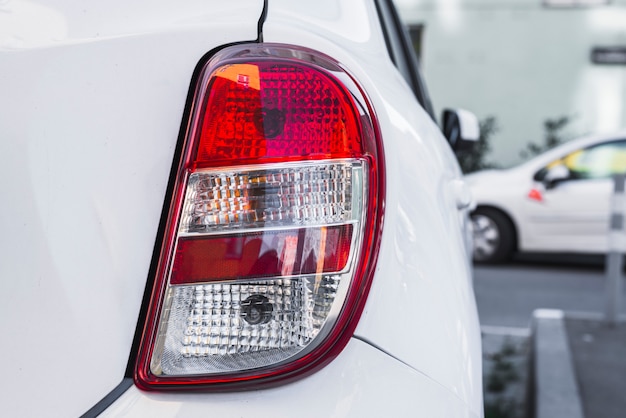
0,0,482,417
468,131,626,263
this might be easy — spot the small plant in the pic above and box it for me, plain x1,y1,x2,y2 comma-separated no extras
500,339,517,356
483,337,527,418
494,359,514,373
494,359,519,382
519,115,574,160
485,398,517,418
487,372,507,393
455,116,499,174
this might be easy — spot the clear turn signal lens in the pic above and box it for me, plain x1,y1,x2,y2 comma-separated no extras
179,161,361,233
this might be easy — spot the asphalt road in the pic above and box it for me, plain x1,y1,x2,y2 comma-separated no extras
474,255,626,328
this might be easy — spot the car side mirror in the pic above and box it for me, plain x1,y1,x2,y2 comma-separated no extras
442,108,480,151
543,164,570,189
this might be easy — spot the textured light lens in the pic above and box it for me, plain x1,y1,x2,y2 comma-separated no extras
179,162,361,233
135,44,384,391
154,275,343,375
152,161,364,376
194,62,363,167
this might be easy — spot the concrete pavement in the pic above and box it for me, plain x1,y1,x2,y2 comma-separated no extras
565,314,626,418
474,260,626,418
532,310,626,418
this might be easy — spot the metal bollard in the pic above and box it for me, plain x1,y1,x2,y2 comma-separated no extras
606,173,625,327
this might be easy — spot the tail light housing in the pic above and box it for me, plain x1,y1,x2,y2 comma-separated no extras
134,43,384,390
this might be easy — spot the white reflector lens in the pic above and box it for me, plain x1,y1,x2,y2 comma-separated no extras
180,162,361,233
153,275,343,375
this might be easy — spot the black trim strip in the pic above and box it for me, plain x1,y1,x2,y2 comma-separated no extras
79,378,133,418
373,0,395,67
374,0,436,121
385,0,435,119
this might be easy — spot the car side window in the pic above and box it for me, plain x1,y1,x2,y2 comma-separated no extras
375,0,435,120
535,140,626,181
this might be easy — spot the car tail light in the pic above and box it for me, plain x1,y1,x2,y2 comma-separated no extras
527,187,543,202
134,44,384,390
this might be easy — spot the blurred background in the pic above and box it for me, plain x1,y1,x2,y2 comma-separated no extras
391,2,626,417
395,0,626,168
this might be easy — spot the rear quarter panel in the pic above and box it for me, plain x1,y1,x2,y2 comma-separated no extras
263,0,482,414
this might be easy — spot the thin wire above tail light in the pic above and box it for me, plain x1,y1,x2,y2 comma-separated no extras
134,44,385,390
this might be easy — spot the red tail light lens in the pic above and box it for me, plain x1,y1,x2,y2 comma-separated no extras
171,224,353,284
195,62,363,166
134,44,384,390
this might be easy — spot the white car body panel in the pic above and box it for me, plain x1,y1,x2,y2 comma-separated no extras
1,0,482,416
102,339,477,418
0,1,264,417
523,178,612,251
468,131,626,254
264,1,481,413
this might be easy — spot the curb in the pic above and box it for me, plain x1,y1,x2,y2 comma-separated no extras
532,309,584,418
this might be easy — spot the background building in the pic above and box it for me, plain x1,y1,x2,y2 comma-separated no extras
395,0,626,167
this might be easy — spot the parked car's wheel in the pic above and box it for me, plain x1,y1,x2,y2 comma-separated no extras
471,208,515,263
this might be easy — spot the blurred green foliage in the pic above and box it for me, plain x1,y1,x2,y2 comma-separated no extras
456,115,575,174
519,115,573,160
455,116,499,174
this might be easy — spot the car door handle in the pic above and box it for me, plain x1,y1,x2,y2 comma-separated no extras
451,179,473,210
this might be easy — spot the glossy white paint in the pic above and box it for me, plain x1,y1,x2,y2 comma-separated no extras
467,131,626,254
263,1,482,415
0,1,264,417
101,339,479,418
2,0,482,416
